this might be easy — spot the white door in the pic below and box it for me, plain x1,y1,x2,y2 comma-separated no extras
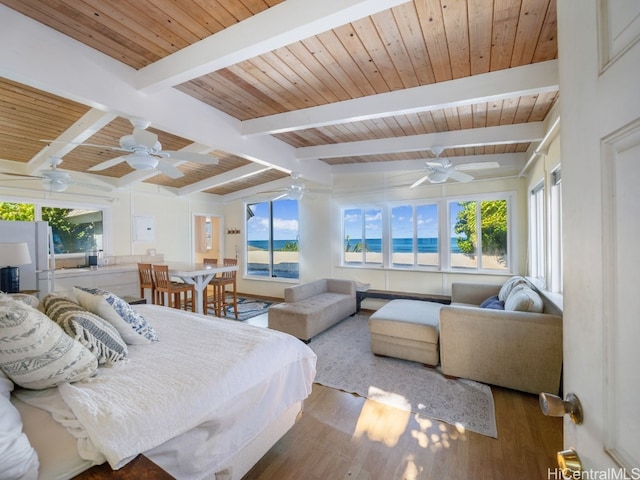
558,0,640,473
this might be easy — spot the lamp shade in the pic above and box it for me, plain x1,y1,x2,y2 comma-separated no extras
0,242,32,267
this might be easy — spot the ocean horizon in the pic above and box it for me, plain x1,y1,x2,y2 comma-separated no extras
248,238,462,253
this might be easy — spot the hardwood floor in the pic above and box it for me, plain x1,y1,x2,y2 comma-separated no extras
244,383,562,480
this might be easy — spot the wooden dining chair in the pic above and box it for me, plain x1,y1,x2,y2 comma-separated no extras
202,258,219,313
210,258,238,318
137,263,155,304
152,264,195,312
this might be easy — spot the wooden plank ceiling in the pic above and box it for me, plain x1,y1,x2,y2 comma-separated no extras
0,0,558,197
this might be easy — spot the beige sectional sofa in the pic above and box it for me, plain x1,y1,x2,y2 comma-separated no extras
268,279,356,341
439,279,563,394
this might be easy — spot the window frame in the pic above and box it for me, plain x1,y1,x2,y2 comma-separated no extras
0,195,112,260
244,198,300,281
340,192,516,274
528,181,546,281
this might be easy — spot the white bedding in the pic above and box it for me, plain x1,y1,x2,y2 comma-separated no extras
16,305,316,479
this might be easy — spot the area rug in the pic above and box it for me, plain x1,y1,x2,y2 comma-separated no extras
308,314,497,438
208,296,277,321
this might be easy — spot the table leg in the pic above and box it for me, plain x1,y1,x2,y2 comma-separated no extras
175,273,215,315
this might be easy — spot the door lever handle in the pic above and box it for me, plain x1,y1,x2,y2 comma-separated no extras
539,392,584,424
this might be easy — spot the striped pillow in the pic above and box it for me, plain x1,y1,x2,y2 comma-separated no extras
43,295,128,365
57,310,128,366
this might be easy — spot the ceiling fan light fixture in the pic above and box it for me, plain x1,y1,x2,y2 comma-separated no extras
48,179,67,192
287,184,304,200
427,171,449,183
126,153,158,170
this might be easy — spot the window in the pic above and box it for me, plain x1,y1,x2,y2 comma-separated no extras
341,194,512,272
449,199,509,271
529,182,546,279
343,207,382,266
391,204,439,268
246,199,299,279
0,201,105,255
549,168,563,293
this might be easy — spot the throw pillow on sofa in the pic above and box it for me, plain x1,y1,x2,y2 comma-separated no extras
498,275,528,301
479,295,505,310
504,284,544,313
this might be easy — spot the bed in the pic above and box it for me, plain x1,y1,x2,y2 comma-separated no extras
0,291,317,480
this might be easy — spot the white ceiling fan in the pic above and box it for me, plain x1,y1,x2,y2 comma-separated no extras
271,172,330,201
0,157,111,192
49,118,218,179
410,146,499,188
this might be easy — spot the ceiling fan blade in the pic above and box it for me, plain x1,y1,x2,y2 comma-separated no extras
156,160,184,179
0,172,43,179
67,180,112,191
41,139,125,151
410,173,430,188
448,170,474,182
160,151,219,165
88,156,128,171
272,192,289,201
456,161,500,171
133,128,158,149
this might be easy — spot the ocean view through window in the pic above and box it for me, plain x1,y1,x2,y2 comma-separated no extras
246,199,299,279
341,194,512,272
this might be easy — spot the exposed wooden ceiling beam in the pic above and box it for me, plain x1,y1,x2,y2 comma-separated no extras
136,0,411,93
242,60,559,135
177,163,271,197
296,123,546,159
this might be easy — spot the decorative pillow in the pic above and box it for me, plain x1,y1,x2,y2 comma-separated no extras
0,298,98,390
73,287,158,345
41,294,85,319
498,276,528,301
479,295,505,310
504,285,544,313
0,292,40,310
0,370,40,480
57,309,128,366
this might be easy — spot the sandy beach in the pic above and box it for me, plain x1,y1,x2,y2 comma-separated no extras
248,248,507,270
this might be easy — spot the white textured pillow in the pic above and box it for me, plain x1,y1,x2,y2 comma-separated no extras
73,287,158,345
0,293,40,310
504,285,544,313
0,371,39,480
0,298,98,390
498,276,528,301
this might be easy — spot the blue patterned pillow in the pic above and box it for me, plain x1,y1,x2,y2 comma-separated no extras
73,287,158,345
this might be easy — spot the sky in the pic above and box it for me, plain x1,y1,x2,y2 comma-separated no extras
247,199,299,241
344,203,464,240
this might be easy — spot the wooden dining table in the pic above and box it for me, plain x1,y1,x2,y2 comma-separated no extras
164,262,237,315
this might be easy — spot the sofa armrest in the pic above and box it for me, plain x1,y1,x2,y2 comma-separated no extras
326,279,356,297
451,282,502,305
439,305,563,394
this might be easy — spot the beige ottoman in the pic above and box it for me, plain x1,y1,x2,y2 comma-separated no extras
368,299,442,366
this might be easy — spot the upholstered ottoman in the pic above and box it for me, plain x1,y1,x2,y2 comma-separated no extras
368,299,442,366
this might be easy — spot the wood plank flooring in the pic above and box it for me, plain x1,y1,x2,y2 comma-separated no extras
243,383,562,480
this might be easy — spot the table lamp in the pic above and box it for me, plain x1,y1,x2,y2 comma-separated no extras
0,242,32,293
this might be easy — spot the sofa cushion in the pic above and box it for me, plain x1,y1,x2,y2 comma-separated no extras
369,300,441,344
504,285,543,313
498,276,528,301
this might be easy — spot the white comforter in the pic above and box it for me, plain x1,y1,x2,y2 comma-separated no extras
18,305,316,478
